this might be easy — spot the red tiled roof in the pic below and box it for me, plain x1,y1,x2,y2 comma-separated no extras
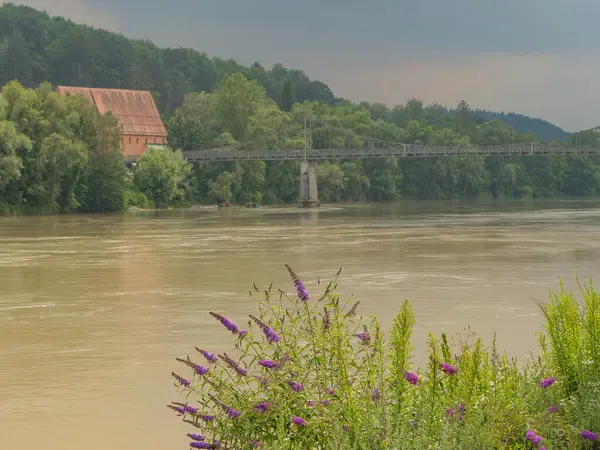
56,86,167,136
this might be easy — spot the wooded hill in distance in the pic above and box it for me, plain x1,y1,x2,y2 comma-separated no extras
0,3,569,138
473,110,568,141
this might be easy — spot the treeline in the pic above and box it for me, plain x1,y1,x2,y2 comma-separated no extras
165,74,600,205
2,75,600,214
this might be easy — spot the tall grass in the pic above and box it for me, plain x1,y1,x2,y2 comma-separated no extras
169,268,600,449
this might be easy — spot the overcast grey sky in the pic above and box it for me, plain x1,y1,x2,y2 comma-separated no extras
8,0,600,131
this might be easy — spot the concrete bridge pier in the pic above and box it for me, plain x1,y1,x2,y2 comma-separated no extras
298,161,319,207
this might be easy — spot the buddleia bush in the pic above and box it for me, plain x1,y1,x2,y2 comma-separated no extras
169,267,600,449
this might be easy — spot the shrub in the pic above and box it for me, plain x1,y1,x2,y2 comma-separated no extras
169,268,600,449
132,148,191,207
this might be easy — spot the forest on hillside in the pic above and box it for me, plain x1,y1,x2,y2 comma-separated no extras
1,4,600,214
473,110,568,141
0,3,569,139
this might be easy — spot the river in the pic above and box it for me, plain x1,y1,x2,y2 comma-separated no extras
1,199,600,450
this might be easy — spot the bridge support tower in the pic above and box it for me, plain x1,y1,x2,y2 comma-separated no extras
298,160,319,207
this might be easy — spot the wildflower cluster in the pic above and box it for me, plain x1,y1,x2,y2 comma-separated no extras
169,269,600,449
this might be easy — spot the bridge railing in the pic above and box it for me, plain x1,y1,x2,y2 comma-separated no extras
179,143,600,162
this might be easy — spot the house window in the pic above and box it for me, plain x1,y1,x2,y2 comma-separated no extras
128,137,131,143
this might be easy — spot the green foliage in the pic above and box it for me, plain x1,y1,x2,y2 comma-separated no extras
132,148,191,207
0,3,335,112
77,147,128,212
169,270,600,449
0,115,29,189
166,77,600,204
0,80,127,214
474,109,568,141
281,81,294,112
124,188,152,209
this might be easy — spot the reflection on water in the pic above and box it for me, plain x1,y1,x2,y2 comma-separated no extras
1,198,600,450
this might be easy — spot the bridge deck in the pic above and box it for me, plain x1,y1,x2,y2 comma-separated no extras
179,144,600,162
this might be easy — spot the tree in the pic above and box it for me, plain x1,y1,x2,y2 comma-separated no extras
208,171,236,203
280,80,293,112
213,73,270,141
78,147,128,212
167,109,208,151
133,148,191,207
0,32,33,86
0,118,29,190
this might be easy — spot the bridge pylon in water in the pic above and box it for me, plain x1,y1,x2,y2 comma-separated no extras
298,117,319,207
298,160,319,207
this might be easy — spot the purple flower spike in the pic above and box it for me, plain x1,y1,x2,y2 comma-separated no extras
265,328,280,343
458,404,465,412
343,425,350,432
306,400,315,407
249,315,281,343
321,399,331,406
291,416,306,426
539,377,556,388
440,363,458,375
219,354,248,376
183,405,198,414
190,443,212,449
294,279,309,301
210,312,239,334
547,405,558,414
199,415,215,422
172,372,191,387
255,402,269,413
372,388,380,402
581,430,599,441
288,381,303,392
526,430,536,440
258,359,280,369
325,388,335,395
226,407,241,418
239,330,248,337
187,434,205,441
446,408,455,416
354,332,370,342
531,435,543,446
251,441,262,447
404,371,419,385
194,365,208,375
197,348,218,363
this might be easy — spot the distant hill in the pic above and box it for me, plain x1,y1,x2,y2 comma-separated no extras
473,110,569,141
0,3,569,140
0,3,336,114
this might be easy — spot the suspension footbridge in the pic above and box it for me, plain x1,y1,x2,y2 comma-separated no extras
138,115,600,207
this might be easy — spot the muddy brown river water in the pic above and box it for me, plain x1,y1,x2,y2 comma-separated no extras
2,199,600,450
